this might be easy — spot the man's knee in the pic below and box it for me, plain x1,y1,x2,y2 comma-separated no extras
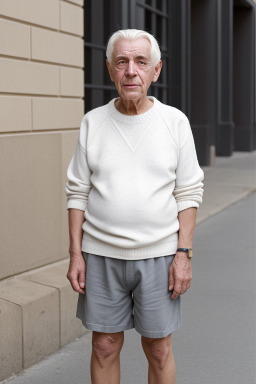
92,331,124,367
141,334,172,370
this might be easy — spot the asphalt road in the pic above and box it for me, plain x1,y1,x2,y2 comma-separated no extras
2,193,255,384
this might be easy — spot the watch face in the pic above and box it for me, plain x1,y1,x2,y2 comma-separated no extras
188,249,193,258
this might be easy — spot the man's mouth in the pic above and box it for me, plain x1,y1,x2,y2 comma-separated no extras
123,84,139,88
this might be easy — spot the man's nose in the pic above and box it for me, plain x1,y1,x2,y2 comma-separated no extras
126,61,136,76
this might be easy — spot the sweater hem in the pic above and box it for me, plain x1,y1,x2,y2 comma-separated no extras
82,233,178,260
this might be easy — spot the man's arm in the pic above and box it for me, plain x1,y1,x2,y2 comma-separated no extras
168,207,197,299
66,208,86,295
65,117,92,294
169,115,204,299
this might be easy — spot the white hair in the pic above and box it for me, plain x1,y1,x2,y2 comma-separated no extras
106,29,161,67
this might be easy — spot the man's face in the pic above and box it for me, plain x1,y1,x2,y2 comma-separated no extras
106,38,162,102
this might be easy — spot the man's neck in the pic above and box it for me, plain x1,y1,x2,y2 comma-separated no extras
114,97,153,115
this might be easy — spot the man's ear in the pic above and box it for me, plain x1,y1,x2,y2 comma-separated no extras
106,59,114,82
152,60,162,83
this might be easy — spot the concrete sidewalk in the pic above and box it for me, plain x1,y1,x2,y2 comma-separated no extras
1,191,255,384
197,151,256,224
0,151,255,383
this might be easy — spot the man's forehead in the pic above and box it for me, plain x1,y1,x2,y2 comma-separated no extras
113,38,151,58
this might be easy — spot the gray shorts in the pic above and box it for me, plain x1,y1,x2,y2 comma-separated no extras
76,252,182,338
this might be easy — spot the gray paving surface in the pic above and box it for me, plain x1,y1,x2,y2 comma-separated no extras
2,193,255,384
197,151,256,224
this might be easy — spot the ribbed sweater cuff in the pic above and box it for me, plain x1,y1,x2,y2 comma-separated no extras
177,200,199,212
67,199,87,211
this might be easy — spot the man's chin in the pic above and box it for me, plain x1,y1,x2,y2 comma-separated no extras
119,91,143,101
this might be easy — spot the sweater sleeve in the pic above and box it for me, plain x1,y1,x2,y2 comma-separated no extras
65,117,92,211
173,116,204,212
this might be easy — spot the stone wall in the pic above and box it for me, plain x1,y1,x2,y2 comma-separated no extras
0,1,86,380
0,0,84,279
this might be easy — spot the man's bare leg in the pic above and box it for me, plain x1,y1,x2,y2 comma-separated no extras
91,331,124,384
141,334,176,384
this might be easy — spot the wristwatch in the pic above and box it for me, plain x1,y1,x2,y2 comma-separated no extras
177,248,193,259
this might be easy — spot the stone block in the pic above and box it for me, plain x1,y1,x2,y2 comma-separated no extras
60,67,84,97
0,279,59,369
0,58,59,95
0,299,22,381
60,1,84,36
0,133,63,280
60,130,80,256
0,0,59,30
0,19,30,58
0,96,31,133
32,98,84,130
21,260,85,346
31,27,84,67
0,129,85,280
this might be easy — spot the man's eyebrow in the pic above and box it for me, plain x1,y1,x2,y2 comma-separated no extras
136,55,148,60
115,54,150,60
115,55,128,60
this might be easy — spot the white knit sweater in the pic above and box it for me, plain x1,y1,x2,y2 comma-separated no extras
65,97,204,260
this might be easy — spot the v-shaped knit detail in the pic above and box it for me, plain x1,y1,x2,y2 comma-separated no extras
108,97,157,153
110,118,155,152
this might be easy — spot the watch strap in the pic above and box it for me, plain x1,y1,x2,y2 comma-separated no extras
177,248,193,258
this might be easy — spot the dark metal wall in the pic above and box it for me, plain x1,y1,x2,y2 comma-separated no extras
216,0,234,156
84,0,256,165
233,0,256,151
190,0,218,165
188,0,255,164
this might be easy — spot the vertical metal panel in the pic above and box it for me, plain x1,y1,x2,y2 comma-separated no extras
168,0,181,109
151,0,156,35
137,2,145,29
190,0,218,165
129,0,137,28
180,0,191,117
216,0,234,156
233,2,255,150
121,0,130,28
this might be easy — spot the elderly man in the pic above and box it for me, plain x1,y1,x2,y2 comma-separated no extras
65,29,204,384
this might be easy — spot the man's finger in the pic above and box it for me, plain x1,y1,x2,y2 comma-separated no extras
168,265,174,291
171,289,181,300
78,264,86,290
71,276,85,294
67,270,85,295
180,283,187,295
171,282,182,300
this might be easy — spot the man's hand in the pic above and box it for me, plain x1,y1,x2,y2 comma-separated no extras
67,253,86,295
168,252,192,300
